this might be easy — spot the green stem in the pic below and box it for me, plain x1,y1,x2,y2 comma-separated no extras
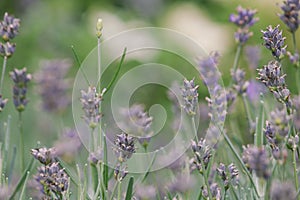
0,56,7,93
117,179,122,200
292,32,297,52
293,149,300,200
110,181,119,200
97,37,101,93
201,160,213,200
191,117,199,142
71,46,90,86
19,112,24,172
241,94,253,128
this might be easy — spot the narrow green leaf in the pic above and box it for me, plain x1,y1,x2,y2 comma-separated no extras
103,134,108,190
71,45,90,86
125,176,134,200
9,157,35,200
103,47,127,95
19,171,30,200
142,151,157,183
255,93,264,146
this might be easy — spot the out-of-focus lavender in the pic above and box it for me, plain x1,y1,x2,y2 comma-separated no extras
246,80,266,103
270,180,297,200
0,94,8,112
242,145,270,179
261,25,287,60
287,51,299,66
231,68,249,95
198,51,221,87
35,59,72,114
202,183,221,200
134,184,156,200
292,95,300,131
10,68,32,112
229,6,259,44
0,12,20,41
279,0,300,33
245,45,261,70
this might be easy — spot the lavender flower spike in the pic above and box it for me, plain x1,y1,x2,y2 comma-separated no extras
261,25,287,60
181,78,199,116
279,0,300,33
0,12,20,41
229,6,258,28
113,132,136,163
10,68,32,112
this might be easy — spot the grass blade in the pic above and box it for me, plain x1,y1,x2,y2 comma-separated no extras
125,176,134,200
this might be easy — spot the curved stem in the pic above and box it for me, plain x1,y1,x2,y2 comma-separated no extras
0,56,8,93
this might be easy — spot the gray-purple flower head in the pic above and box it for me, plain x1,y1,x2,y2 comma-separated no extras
0,41,15,58
31,147,57,165
80,86,101,129
229,6,259,44
231,68,249,95
190,138,212,173
287,51,299,66
34,162,69,198
257,60,292,110
261,25,287,60
202,183,221,200
181,78,199,116
35,59,72,113
10,67,32,112
198,51,221,87
242,145,270,179
279,0,300,33
0,12,20,41
271,180,297,200
216,163,239,190
113,132,136,163
0,94,8,112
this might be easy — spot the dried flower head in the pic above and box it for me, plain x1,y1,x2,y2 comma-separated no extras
279,0,300,33
231,68,249,95
0,41,16,58
257,60,292,110
35,59,72,113
80,86,101,129
261,25,287,60
190,138,212,173
0,12,20,41
270,180,296,200
31,147,57,165
34,162,69,198
242,145,270,179
181,78,199,116
113,132,136,163
10,67,32,112
0,94,8,112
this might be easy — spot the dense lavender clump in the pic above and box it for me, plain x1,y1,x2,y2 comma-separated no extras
261,25,287,60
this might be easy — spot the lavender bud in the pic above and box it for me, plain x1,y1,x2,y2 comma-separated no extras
168,174,196,193
114,164,128,181
80,86,101,129
9,68,32,112
88,148,103,164
0,42,16,58
279,0,300,33
287,51,299,66
242,145,270,179
113,132,136,163
181,78,199,116
261,25,287,60
0,94,8,112
0,12,20,41
31,147,57,165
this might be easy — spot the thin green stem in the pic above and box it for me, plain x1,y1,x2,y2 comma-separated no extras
97,38,101,93
117,179,122,200
293,149,300,200
292,32,297,52
191,117,199,142
0,56,7,93
201,160,213,200
18,112,24,172
110,181,119,200
241,94,253,128
71,46,90,86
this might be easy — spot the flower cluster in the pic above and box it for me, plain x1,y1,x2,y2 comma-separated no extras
35,59,72,113
229,6,259,44
80,86,102,129
261,25,287,60
31,147,57,165
113,132,136,163
0,12,20,58
181,78,199,116
279,0,300,33
9,68,32,112
190,138,212,173
257,60,292,110
216,163,239,190
242,145,270,179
